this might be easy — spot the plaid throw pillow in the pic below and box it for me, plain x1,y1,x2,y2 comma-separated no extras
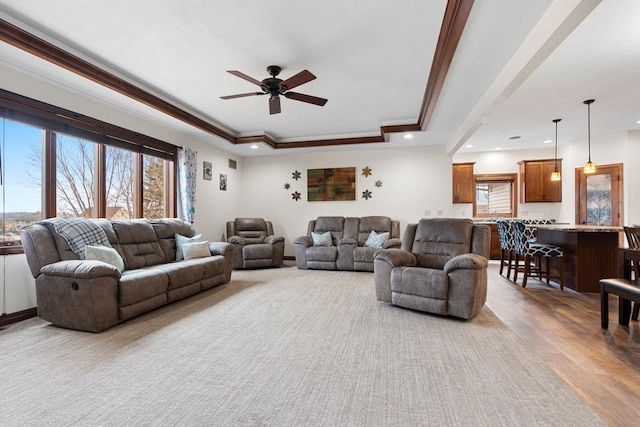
43,218,112,259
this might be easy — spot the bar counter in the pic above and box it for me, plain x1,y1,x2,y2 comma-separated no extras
534,224,622,293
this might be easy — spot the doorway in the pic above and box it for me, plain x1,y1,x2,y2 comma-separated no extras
575,163,623,226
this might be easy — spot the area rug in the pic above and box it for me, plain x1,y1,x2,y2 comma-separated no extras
0,265,605,426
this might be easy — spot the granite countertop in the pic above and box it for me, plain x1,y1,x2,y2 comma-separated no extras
534,224,623,232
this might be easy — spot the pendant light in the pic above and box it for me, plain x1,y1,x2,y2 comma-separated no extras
550,118,562,181
583,99,596,174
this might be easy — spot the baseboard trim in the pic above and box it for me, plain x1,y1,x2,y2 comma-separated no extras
0,307,38,328
284,255,295,261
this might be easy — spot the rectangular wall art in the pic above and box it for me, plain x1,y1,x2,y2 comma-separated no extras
307,167,356,201
203,161,212,180
219,173,227,191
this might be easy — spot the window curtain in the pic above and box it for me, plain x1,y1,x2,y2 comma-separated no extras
177,147,197,224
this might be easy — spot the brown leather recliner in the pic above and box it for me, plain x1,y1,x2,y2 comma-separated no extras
374,218,490,319
226,218,285,269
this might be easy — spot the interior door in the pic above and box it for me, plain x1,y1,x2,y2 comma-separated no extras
575,163,623,226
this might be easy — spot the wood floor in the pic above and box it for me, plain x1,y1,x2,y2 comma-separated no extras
486,262,640,426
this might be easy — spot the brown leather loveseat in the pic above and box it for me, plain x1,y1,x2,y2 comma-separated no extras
294,216,401,271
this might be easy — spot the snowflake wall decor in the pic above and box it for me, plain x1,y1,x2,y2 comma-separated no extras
362,189,372,200
284,183,291,190
292,170,302,180
375,180,382,188
292,191,301,201
362,166,372,177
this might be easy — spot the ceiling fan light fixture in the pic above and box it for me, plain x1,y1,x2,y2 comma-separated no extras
221,66,327,115
583,99,596,174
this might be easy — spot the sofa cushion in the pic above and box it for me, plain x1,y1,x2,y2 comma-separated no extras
306,246,338,262
412,218,473,269
312,217,345,244
234,218,268,244
364,230,389,248
118,268,169,307
85,245,125,272
175,233,202,260
183,241,211,260
151,219,194,263
390,266,448,300
312,231,333,247
112,220,166,269
358,216,392,245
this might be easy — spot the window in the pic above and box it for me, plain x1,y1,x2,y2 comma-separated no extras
143,155,167,219
473,174,518,218
0,119,43,249
106,146,135,219
56,134,97,218
0,89,178,254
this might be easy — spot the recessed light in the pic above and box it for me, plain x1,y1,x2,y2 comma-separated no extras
495,147,503,150
509,136,521,140
250,145,259,149
465,144,473,148
637,120,640,124
404,134,414,139
543,140,552,144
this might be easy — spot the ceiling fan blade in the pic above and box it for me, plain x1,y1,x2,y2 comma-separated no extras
227,70,264,86
283,92,328,106
220,92,264,100
269,97,281,115
278,70,316,90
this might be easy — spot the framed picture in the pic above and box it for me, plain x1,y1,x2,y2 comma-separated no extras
203,161,212,180
307,167,356,201
219,173,227,191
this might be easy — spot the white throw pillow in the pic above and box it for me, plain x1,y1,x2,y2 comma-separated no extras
364,230,389,248
175,233,202,260
182,241,211,260
311,231,333,247
85,245,125,272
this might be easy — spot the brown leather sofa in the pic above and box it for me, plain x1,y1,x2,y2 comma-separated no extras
294,216,401,271
226,218,285,269
374,218,490,319
21,218,233,332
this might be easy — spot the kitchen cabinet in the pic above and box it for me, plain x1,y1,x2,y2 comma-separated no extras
452,162,475,203
518,159,562,203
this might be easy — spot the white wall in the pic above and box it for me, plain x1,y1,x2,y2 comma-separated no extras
627,131,640,226
241,146,453,256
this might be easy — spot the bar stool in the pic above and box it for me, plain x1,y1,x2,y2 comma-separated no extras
512,220,564,290
496,219,515,279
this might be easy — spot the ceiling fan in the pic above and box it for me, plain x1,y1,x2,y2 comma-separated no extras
220,65,328,115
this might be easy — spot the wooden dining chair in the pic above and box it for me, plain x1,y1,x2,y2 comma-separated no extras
623,226,640,320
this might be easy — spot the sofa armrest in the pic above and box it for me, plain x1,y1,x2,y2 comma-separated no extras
373,249,416,303
383,238,402,249
40,260,121,280
294,236,312,269
294,236,312,247
443,253,488,273
265,235,284,245
227,235,245,246
209,241,233,256
373,248,417,268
